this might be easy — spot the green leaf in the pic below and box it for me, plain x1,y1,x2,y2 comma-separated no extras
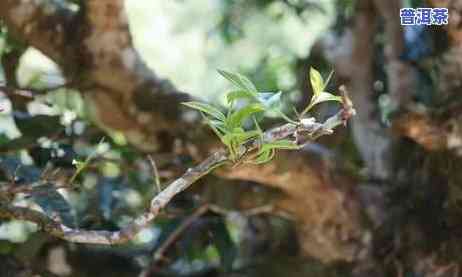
257,91,282,109
201,115,227,146
311,92,342,106
226,90,257,104
221,133,239,160
208,119,227,133
254,149,275,164
302,68,341,115
226,103,265,129
231,129,260,142
305,92,342,113
182,101,226,121
309,67,324,96
218,69,258,93
252,140,299,164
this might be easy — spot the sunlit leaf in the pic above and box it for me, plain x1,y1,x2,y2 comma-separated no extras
218,69,258,93
309,67,324,96
304,92,342,113
302,68,340,115
182,101,226,121
311,92,342,106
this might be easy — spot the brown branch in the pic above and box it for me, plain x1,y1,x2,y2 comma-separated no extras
0,100,355,245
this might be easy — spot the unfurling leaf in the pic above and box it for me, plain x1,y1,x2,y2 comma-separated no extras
218,69,258,93
301,68,341,116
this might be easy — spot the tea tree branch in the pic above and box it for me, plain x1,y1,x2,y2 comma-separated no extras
0,70,355,245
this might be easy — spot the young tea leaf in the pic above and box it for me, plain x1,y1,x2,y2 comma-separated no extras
302,68,341,116
309,67,324,96
226,90,257,105
226,103,265,129
310,92,342,106
218,69,258,93
303,92,342,114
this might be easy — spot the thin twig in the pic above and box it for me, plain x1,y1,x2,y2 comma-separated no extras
153,203,277,263
0,96,355,245
154,204,210,262
68,137,105,185
0,151,228,244
148,155,162,194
